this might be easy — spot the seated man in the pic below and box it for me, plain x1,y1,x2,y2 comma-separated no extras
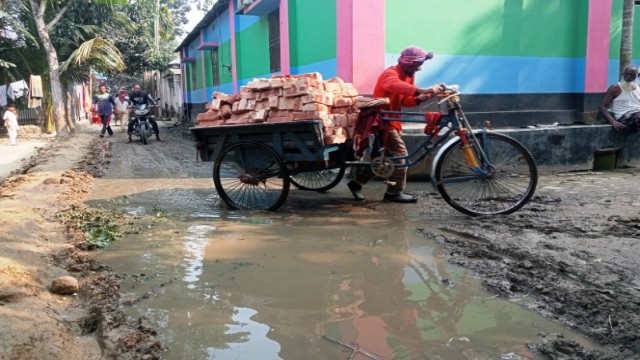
599,64,640,131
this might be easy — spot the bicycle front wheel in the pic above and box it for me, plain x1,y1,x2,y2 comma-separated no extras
213,141,290,211
434,132,537,216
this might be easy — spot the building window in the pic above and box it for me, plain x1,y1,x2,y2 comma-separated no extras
211,48,220,86
191,63,198,90
268,10,280,73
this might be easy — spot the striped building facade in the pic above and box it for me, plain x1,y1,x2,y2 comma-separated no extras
176,0,640,127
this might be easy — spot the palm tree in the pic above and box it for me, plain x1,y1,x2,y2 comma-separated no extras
620,0,635,76
22,0,126,136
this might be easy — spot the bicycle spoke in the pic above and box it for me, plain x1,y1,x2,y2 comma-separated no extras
436,133,537,216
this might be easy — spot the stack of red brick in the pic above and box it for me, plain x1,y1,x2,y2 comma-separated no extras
195,73,360,144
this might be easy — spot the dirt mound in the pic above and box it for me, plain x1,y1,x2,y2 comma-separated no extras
408,170,640,359
0,131,162,359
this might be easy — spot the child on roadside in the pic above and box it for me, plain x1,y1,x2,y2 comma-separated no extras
3,104,19,146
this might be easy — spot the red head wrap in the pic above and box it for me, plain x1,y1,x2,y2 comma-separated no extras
398,46,433,65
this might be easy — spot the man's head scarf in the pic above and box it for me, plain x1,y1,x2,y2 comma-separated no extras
398,46,433,65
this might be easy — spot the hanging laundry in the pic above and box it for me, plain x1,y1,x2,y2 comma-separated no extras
74,83,84,120
0,85,7,107
8,80,29,100
30,75,43,98
83,82,91,114
28,75,44,108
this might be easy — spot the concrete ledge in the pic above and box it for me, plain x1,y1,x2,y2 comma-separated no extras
402,124,640,179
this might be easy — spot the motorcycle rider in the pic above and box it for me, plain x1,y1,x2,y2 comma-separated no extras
126,83,162,143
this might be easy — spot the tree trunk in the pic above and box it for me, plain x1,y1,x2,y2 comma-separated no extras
620,0,635,76
30,0,68,136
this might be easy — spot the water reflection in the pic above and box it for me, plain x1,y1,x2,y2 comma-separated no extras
86,182,596,359
183,225,216,286
206,307,281,360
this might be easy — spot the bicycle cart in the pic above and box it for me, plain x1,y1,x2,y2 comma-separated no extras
190,86,538,216
191,120,348,211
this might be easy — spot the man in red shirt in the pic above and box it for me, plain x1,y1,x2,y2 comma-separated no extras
348,46,444,203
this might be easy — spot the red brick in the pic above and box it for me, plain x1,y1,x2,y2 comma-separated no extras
334,97,353,107
252,109,269,122
266,116,294,123
220,104,232,118
213,91,235,104
268,95,280,109
196,111,221,122
302,102,330,112
196,119,225,127
226,112,253,124
254,100,270,111
240,91,256,100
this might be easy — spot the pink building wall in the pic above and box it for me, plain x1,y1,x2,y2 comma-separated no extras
337,0,385,94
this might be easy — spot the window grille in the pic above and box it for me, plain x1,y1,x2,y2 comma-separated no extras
191,63,198,90
268,10,281,73
211,47,220,86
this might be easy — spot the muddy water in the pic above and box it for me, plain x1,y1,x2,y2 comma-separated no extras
84,175,598,360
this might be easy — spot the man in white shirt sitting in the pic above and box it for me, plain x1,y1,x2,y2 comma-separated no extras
600,64,640,131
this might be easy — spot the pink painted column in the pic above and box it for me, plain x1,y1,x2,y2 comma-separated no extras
585,0,612,93
201,52,207,102
337,0,385,94
336,0,354,83
229,1,238,93
279,0,290,74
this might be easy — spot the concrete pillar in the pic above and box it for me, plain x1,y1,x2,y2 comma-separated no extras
336,0,385,94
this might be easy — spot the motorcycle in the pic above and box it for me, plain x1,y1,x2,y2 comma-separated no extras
129,98,160,145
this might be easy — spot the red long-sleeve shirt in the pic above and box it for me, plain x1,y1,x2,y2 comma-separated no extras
373,65,420,132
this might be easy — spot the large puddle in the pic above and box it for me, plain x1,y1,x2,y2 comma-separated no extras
86,176,597,359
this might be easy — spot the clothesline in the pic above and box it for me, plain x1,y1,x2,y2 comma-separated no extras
0,75,44,108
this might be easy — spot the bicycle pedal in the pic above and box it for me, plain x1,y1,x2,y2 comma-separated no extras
383,180,397,186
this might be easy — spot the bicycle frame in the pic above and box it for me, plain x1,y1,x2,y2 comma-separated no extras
344,94,493,183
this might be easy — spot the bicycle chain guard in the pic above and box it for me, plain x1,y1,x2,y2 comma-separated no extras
371,156,395,178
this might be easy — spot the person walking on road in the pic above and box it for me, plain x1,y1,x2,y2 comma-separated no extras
347,46,445,203
115,87,130,132
92,84,116,138
3,104,19,146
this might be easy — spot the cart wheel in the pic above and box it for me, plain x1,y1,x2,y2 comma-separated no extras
213,141,290,211
434,133,537,216
289,166,345,192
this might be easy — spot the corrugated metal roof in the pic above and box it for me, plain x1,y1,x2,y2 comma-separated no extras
175,0,231,52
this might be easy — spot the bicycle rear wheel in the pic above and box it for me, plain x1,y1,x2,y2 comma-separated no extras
213,141,290,211
434,132,537,216
289,166,345,192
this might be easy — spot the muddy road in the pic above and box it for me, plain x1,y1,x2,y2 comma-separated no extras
1,123,639,359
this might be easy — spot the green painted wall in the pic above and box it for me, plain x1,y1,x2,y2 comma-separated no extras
288,0,336,66
236,18,271,79
219,41,233,84
609,0,640,59
386,0,586,58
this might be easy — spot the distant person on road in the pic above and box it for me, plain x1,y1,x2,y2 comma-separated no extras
3,104,19,146
127,84,162,143
600,64,640,131
92,84,116,138
115,87,130,132
347,46,445,203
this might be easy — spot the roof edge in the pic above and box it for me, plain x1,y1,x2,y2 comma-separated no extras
175,0,231,53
